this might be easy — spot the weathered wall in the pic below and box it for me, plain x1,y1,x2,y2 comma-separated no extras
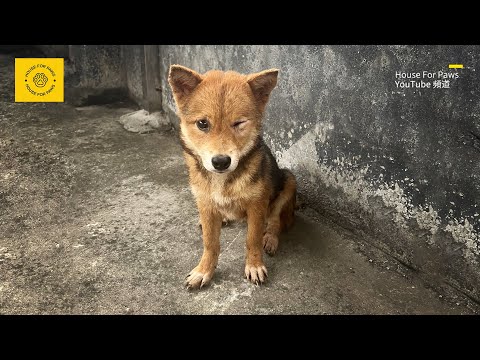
66,45,127,106
65,45,161,110
122,45,144,106
158,45,480,302
35,45,69,58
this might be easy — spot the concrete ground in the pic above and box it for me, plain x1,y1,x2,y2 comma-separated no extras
1,54,478,315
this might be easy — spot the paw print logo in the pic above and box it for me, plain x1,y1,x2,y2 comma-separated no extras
33,72,48,88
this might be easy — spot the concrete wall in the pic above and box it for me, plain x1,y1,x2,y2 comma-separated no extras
66,45,162,110
122,45,145,106
66,45,127,106
158,45,480,302
35,45,69,58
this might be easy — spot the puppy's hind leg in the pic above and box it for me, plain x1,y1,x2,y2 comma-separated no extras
263,170,297,256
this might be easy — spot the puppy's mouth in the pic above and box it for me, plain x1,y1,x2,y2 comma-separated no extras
209,168,231,174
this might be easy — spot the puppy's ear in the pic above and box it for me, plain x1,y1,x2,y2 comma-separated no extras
168,65,203,105
247,69,279,109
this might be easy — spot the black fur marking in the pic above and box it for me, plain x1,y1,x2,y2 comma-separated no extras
179,136,196,157
224,136,286,201
225,136,263,185
251,150,267,184
263,143,285,200
238,136,263,169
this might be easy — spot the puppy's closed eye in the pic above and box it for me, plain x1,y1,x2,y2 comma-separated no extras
233,119,248,130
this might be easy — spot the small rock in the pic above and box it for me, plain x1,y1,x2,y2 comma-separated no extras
118,110,170,133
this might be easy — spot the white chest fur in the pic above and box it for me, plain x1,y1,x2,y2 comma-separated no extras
191,172,257,221
209,174,232,207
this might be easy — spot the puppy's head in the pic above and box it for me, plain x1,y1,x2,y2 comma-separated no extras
168,65,278,174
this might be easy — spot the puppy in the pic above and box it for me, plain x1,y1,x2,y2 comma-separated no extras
168,65,296,289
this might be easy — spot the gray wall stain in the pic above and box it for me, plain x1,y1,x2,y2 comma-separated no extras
122,45,144,105
66,45,127,106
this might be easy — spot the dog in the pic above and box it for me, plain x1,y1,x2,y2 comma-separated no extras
168,65,297,289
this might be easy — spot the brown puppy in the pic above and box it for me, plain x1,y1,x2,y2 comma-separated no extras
168,65,296,289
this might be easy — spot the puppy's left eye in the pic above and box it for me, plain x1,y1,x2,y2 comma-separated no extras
196,119,210,131
233,120,247,129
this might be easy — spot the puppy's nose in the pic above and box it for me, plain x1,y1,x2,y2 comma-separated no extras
211,155,231,171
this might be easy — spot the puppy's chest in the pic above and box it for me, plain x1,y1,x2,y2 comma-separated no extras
192,174,255,219
208,176,242,207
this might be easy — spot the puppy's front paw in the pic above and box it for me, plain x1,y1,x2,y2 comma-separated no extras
244,263,268,285
184,268,214,290
263,232,278,256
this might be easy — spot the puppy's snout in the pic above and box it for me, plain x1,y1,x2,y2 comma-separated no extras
211,155,231,171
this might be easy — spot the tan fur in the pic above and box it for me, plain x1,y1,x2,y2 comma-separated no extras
168,64,296,289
